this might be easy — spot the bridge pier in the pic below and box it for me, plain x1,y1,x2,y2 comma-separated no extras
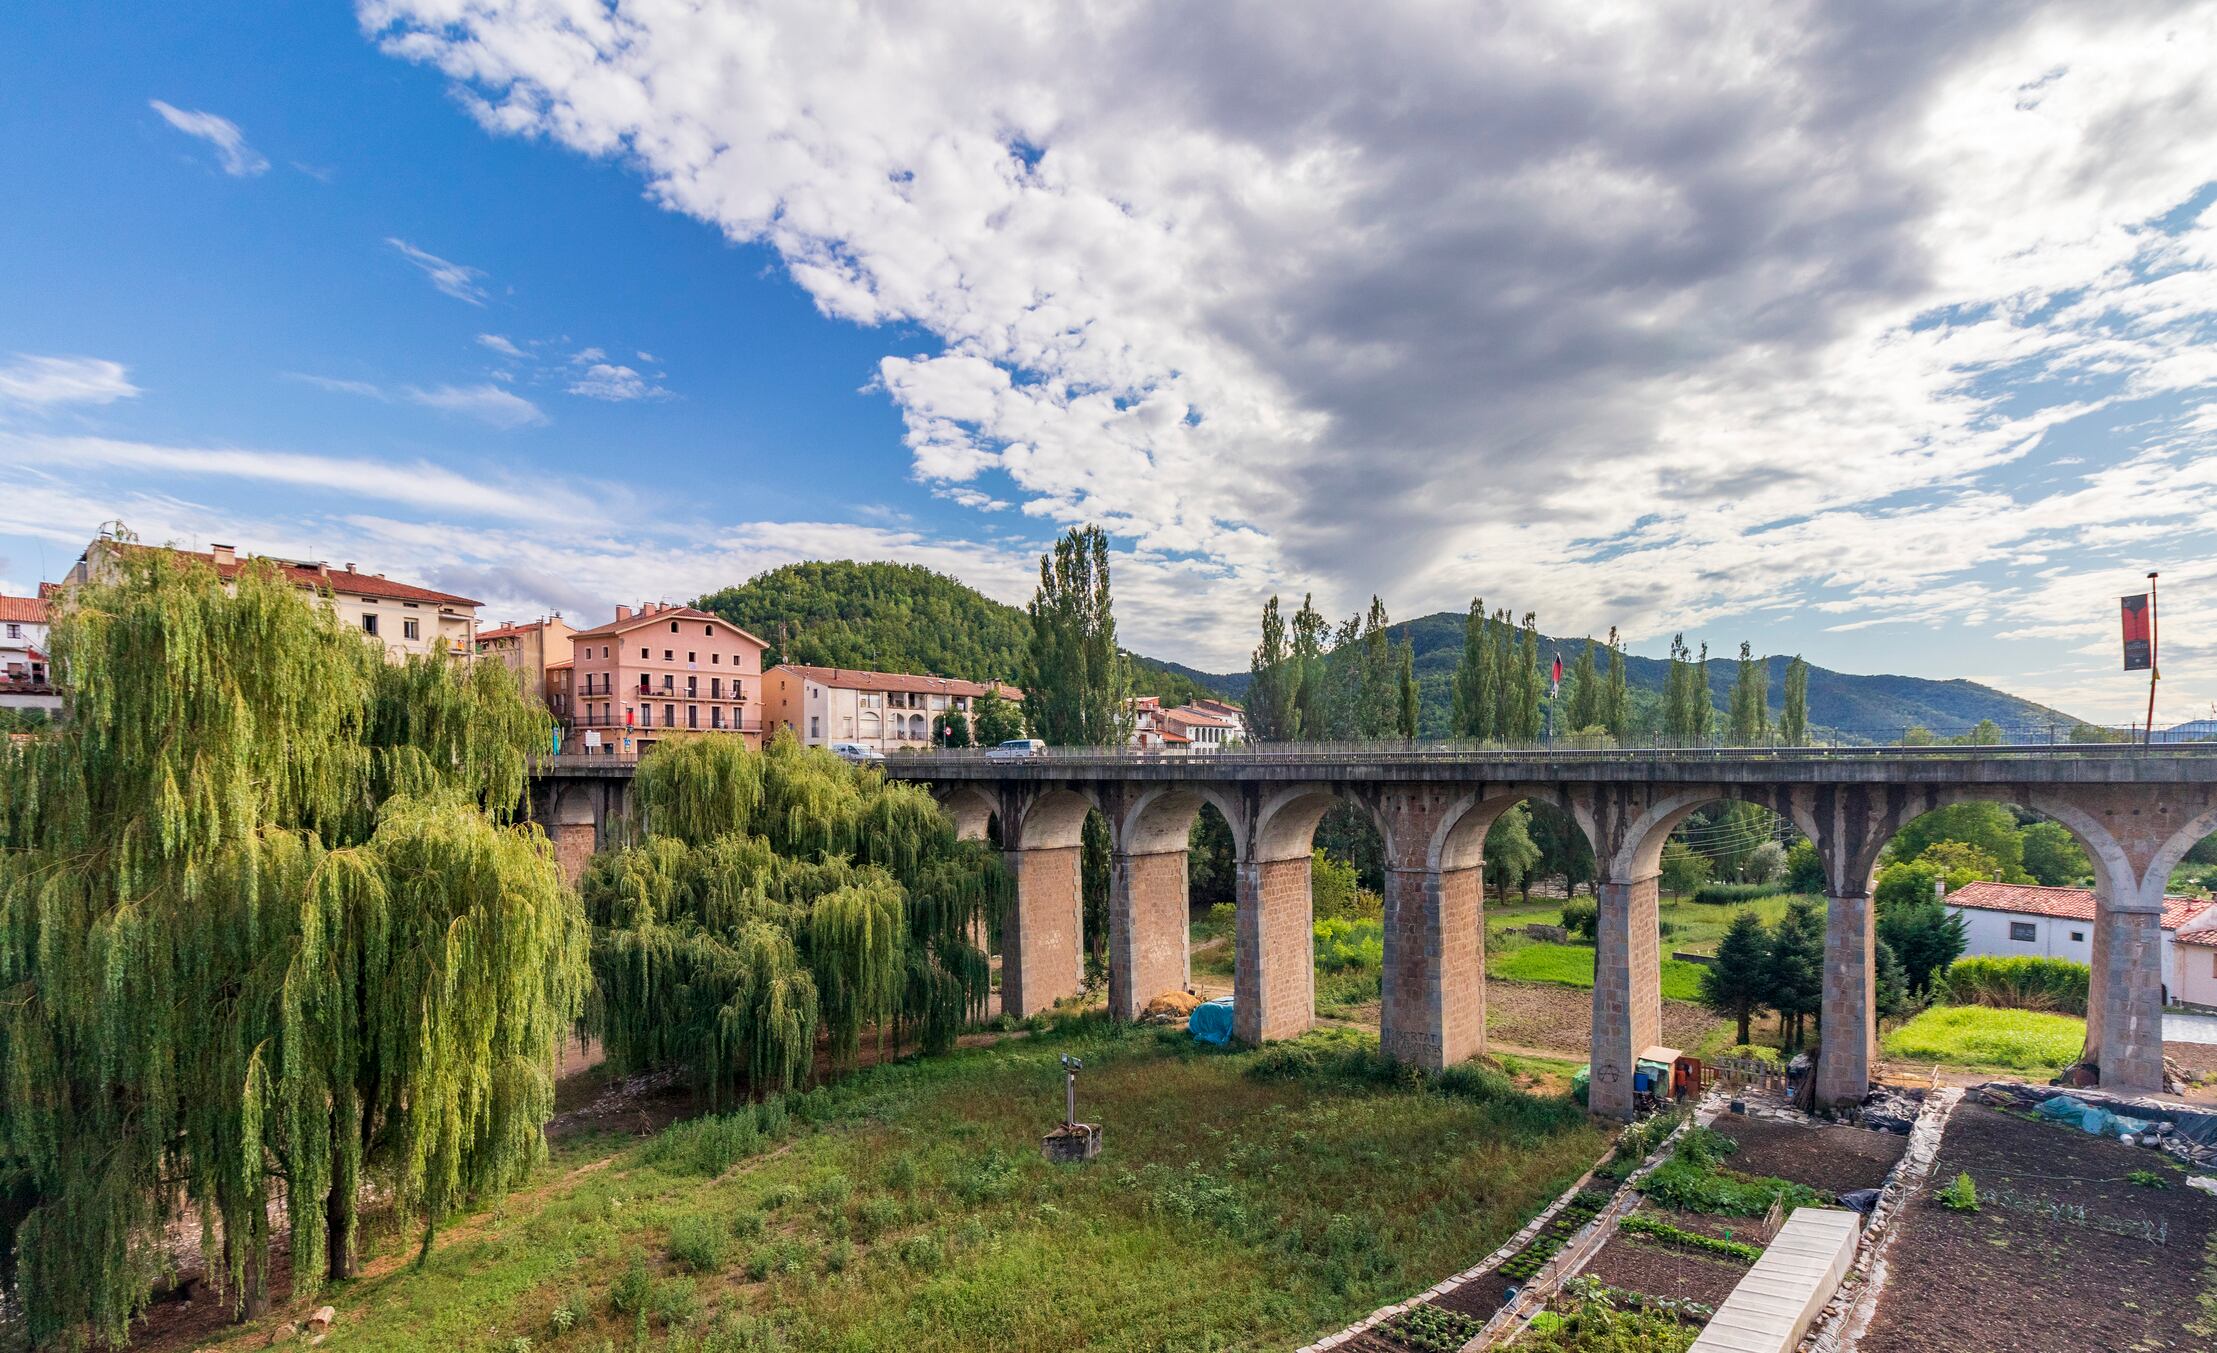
1380,863,1486,1070
1589,874,1661,1119
1110,849,1190,1020
1003,845,1084,1017
1236,856,1314,1043
1816,891,1876,1108
2088,900,2167,1091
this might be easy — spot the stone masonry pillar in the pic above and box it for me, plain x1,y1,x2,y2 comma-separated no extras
1002,845,1083,1018
1235,857,1314,1043
1816,892,1876,1109
1110,850,1191,1021
1380,865,1486,1071
1590,875,1661,1119
2093,901,2167,1092
550,821,598,887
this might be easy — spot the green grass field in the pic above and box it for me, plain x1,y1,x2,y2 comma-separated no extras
1881,1004,2086,1072
255,1021,1607,1353
1488,942,1709,1003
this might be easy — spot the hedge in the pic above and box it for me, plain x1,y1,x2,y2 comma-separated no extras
1936,955,2089,1015
1691,881,1792,905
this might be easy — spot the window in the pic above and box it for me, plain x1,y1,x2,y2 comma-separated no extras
704,624,713,635
809,715,820,738
712,708,724,728
4,623,17,639
686,676,697,696
687,705,699,729
640,647,649,659
664,703,675,726
361,613,379,636
641,705,652,728
670,621,679,633
2009,921,2037,943
2070,930,2085,943
711,677,722,698
712,653,721,664
687,651,696,663
402,619,420,640
664,649,673,661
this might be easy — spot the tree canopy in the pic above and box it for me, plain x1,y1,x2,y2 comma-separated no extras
0,551,586,1343
1024,527,1135,747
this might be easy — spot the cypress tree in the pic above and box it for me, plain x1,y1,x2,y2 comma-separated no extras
1247,595,1296,742
1702,910,1774,1047
1565,639,1601,733
1780,656,1810,747
0,550,586,1342
1396,637,1420,739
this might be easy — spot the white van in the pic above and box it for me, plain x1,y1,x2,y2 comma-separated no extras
829,741,884,763
985,738,1047,760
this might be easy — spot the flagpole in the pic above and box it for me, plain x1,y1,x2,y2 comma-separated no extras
2145,570,2160,746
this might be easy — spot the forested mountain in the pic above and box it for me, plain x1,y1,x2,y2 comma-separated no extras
694,560,1218,703
695,561,2080,739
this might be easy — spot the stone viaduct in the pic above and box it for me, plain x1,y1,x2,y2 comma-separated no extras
534,745,2217,1118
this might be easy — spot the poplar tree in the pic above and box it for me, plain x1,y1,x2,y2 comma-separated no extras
1564,639,1601,733
1779,656,1811,747
1247,595,1297,742
1515,613,1543,740
1358,596,1398,738
1450,597,1491,739
1290,593,1328,741
1728,641,1770,745
1396,637,1420,739
1663,634,1694,741
1603,627,1630,740
1023,526,1133,747
1490,607,1518,737
1691,642,1715,744
0,551,586,1344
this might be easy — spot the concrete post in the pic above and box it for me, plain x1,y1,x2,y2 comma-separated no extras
1590,874,1661,1119
1380,865,1486,1071
1235,857,1313,1043
1816,892,1876,1109
2093,902,2167,1092
1002,845,1083,1018
1109,850,1190,1021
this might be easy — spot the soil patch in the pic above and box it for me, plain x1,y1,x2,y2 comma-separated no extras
1578,1231,1750,1307
1427,1269,1513,1321
1485,980,1722,1055
1708,1112,1906,1195
1859,1102,2217,1353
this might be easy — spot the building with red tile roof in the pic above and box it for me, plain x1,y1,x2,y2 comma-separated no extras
1945,879,2216,1005
569,603,769,752
0,592,58,715
765,664,1021,752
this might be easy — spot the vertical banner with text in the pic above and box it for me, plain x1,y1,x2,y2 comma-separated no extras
2121,593,2153,671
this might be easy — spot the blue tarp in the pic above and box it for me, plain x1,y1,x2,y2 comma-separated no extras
2035,1094,2153,1139
1189,996,1236,1045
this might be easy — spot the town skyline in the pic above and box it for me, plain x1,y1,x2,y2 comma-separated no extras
5,4,2217,723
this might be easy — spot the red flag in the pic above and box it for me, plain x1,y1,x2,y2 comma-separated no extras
2122,594,2153,671
1551,654,1564,686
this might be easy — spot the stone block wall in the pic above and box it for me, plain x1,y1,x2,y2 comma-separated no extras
2096,906,2166,1089
1110,850,1190,1019
551,821,598,886
1236,857,1314,1043
1816,892,1875,1108
1590,874,1660,1118
1004,845,1083,1017
1380,865,1485,1070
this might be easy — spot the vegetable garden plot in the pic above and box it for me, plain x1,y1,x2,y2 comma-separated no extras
1706,1111,1907,1195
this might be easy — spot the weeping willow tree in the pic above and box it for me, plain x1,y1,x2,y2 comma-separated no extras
0,549,587,1348
581,734,1004,1107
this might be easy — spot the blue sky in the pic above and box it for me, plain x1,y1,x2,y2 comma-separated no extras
5,2,2217,726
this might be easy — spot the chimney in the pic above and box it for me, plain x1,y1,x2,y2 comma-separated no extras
211,543,236,566
615,604,632,622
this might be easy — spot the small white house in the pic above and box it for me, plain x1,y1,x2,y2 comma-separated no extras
1944,881,2216,1004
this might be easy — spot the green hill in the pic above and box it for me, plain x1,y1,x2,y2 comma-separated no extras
696,562,2079,740
694,560,1218,704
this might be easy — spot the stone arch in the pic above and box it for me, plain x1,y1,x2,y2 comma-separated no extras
1016,786,1099,852
1608,786,1825,885
1426,784,1592,875
1118,783,1246,859
1254,783,1388,863
938,785,1000,843
2109,798,2217,910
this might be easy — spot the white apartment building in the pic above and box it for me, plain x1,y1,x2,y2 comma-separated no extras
766,665,1021,751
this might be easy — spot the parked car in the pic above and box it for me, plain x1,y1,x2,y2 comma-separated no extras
829,740,884,763
985,737,1047,760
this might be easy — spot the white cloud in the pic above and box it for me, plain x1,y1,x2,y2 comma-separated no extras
386,237,489,305
404,382,546,428
148,99,269,177
477,333,528,359
566,362,670,402
568,346,605,363
284,372,388,399
0,355,140,410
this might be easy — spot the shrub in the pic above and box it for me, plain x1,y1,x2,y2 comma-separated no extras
731,1208,766,1239
1937,1171,1979,1212
639,1108,767,1177
1690,881,1789,905
668,1216,729,1272
1559,899,1598,941
1936,955,2088,1015
652,1276,704,1328
608,1249,654,1315
806,1172,853,1211
856,1194,904,1239
1383,1305,1484,1353
1313,915,1384,973
2127,1169,2169,1190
